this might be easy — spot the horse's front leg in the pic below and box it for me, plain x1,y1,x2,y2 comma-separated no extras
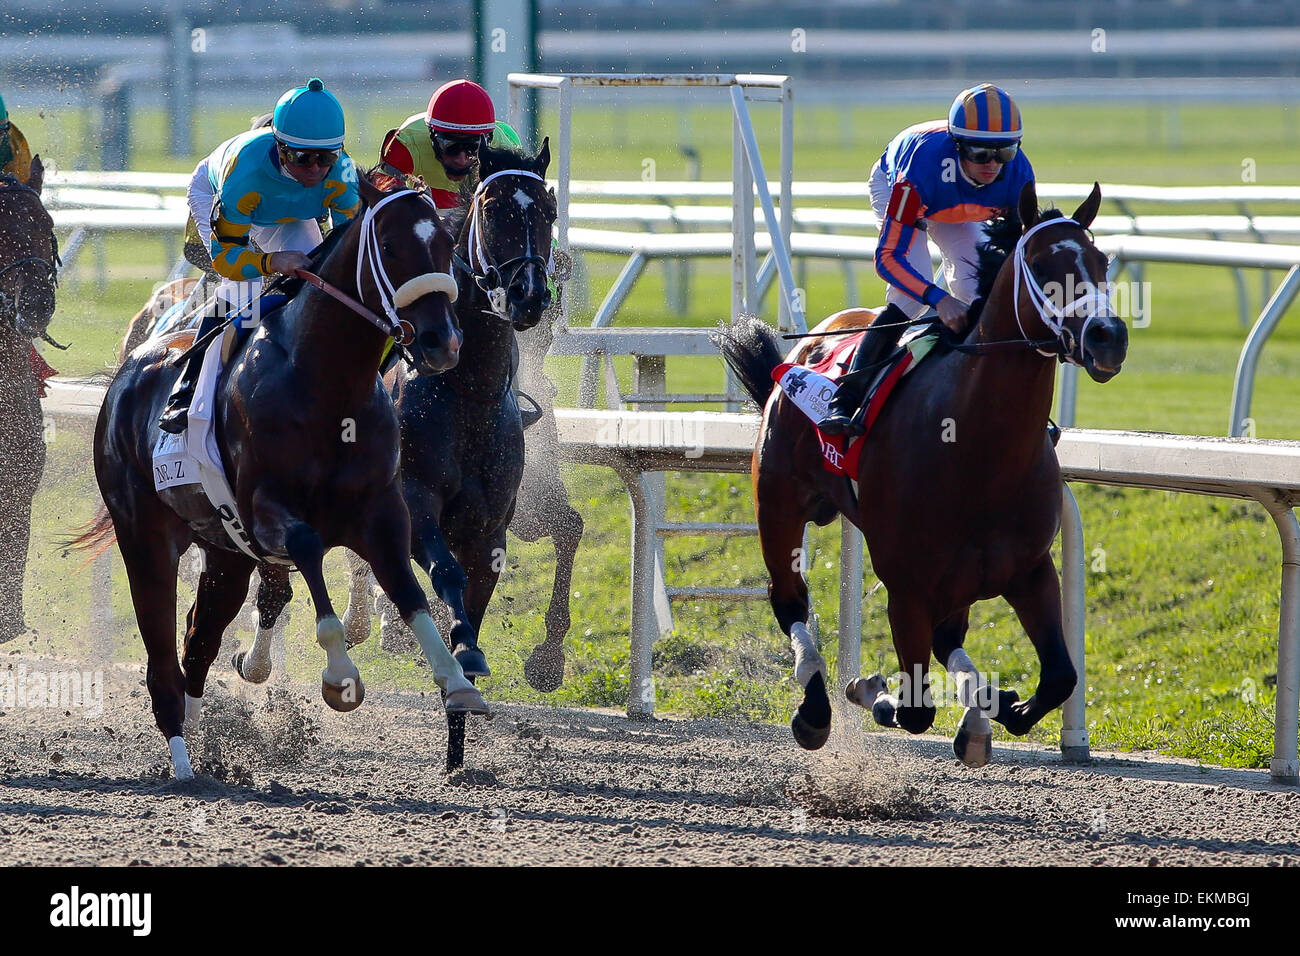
413,516,489,677
180,545,256,728
358,488,488,716
232,565,292,684
996,553,1077,736
252,494,362,713
883,596,937,735
930,606,1018,767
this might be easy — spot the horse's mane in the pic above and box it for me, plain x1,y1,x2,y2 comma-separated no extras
972,206,1066,302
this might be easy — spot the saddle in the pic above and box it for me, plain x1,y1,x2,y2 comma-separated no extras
773,324,941,478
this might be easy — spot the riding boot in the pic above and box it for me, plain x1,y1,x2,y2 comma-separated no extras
158,307,223,434
817,302,913,437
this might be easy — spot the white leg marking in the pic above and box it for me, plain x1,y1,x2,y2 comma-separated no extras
790,621,826,688
168,735,194,781
408,611,474,694
316,615,358,688
946,646,986,711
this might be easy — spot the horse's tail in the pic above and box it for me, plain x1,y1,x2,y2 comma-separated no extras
711,313,784,409
64,506,117,564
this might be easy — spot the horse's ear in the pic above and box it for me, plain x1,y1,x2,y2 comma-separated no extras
534,137,550,177
26,154,44,195
357,168,383,208
1017,181,1039,232
1072,182,1102,231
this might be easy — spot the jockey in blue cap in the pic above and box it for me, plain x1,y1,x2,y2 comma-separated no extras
819,83,1035,436
160,78,361,434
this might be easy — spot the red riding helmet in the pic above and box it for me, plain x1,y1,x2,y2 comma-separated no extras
425,80,496,136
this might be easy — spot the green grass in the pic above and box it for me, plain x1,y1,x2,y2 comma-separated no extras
18,100,1300,770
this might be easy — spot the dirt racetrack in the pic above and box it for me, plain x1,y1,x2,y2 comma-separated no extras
1,654,1298,866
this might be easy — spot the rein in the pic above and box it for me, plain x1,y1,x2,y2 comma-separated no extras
781,217,1111,363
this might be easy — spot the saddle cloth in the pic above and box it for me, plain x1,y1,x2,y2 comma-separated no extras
772,325,940,478
150,324,265,561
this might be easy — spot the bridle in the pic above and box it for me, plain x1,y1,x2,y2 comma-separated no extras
0,179,62,344
1009,216,1114,366
299,187,458,356
454,168,552,323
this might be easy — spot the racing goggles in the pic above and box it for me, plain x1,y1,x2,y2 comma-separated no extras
958,141,1020,164
278,144,341,168
433,134,482,158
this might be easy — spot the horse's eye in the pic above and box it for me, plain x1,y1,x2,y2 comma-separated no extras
382,241,394,256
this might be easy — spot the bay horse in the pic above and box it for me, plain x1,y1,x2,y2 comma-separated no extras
714,183,1128,765
340,137,563,770
72,173,489,780
0,157,59,644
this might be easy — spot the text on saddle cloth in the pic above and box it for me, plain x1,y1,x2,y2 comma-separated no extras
771,326,940,478
150,328,276,563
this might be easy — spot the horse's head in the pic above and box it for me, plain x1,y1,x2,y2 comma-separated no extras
356,171,462,374
0,156,58,343
1013,181,1128,382
461,136,556,331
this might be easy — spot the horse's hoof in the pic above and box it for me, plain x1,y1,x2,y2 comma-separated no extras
953,707,993,768
791,711,831,750
321,674,366,713
445,685,490,716
453,644,491,678
524,642,565,692
231,650,270,684
871,697,899,728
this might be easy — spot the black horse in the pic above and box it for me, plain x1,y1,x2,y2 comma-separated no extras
344,138,557,769
72,173,489,780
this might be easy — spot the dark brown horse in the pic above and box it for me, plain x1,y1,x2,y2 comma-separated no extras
0,157,59,644
714,183,1128,766
342,138,562,770
72,173,489,780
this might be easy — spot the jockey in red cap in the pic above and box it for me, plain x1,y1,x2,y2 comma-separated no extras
378,79,522,208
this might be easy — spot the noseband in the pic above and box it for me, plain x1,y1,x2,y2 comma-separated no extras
456,168,552,321
1011,217,1114,365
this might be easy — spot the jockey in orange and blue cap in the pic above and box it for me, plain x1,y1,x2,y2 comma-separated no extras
819,83,1035,436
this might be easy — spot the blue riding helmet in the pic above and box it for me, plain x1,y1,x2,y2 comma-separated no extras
948,83,1023,144
272,78,345,150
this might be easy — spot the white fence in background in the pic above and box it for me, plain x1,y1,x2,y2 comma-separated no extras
41,381,1300,783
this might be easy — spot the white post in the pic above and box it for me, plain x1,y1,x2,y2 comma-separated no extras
1059,483,1090,762
779,78,794,332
